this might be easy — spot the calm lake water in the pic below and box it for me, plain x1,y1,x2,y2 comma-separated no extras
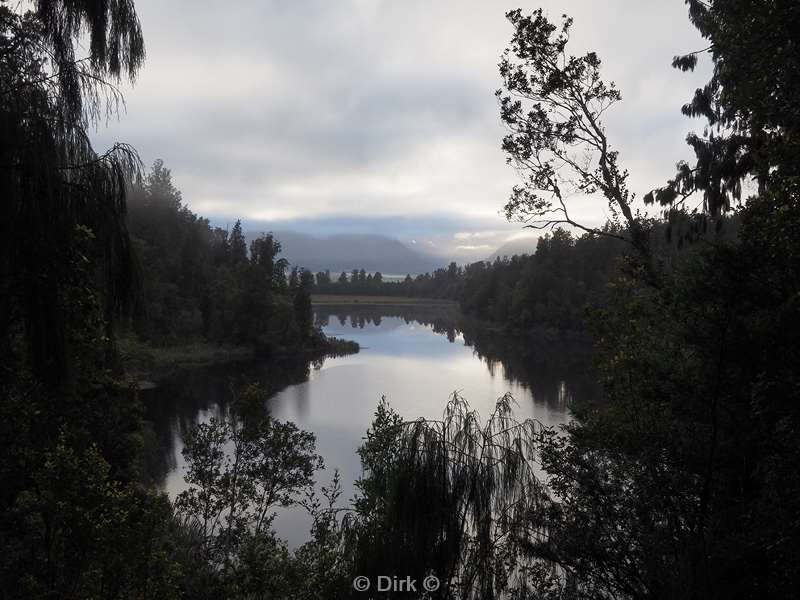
142,304,597,547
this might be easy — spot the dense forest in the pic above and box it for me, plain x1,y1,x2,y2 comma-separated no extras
123,159,350,356
313,226,625,331
1,1,799,599
312,218,741,334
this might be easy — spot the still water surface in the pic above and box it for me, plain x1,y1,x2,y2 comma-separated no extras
143,305,595,546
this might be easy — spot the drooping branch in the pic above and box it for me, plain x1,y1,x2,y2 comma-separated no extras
349,392,556,599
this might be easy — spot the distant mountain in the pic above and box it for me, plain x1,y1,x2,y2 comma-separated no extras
247,230,438,275
488,236,539,261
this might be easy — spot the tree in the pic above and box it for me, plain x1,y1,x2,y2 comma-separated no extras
348,394,553,600
315,270,331,288
288,266,300,292
447,261,459,279
229,220,247,265
1,2,145,383
33,0,145,118
497,9,647,258
175,384,322,597
145,159,183,211
293,471,352,600
646,0,800,217
494,5,800,598
294,270,315,338
3,435,184,598
250,233,282,279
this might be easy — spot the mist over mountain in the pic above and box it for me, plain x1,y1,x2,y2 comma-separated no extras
487,236,539,261
251,229,542,275
250,230,440,275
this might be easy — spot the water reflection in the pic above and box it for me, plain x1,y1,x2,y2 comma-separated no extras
142,304,599,546
141,357,322,488
313,304,599,409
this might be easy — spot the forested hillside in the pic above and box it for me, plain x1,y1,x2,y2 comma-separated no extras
124,160,329,355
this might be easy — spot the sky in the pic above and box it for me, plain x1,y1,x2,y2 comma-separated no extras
92,0,711,262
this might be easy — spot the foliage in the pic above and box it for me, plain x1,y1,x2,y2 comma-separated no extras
2,0,799,597
2,437,184,599
125,160,326,355
293,471,354,600
520,181,800,599
344,394,555,600
0,1,355,598
496,9,648,257
174,383,323,598
646,0,800,217
0,1,143,384
493,3,800,598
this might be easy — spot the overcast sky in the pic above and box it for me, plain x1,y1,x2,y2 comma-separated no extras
92,0,710,261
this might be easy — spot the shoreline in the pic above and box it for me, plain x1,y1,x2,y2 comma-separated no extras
118,337,254,386
118,335,358,386
312,294,458,307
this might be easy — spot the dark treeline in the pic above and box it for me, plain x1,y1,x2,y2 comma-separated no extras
314,227,624,331
124,159,335,355
313,218,735,333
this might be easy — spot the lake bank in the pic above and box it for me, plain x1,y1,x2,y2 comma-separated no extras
312,294,457,306
118,334,359,385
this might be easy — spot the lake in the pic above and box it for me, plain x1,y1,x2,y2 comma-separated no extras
142,303,598,547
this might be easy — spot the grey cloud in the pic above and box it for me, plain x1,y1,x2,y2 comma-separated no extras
92,0,711,252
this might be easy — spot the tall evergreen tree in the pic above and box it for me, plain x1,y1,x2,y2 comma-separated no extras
229,220,248,265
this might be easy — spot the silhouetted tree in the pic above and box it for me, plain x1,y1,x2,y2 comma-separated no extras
646,0,800,217
497,9,647,258
0,1,144,383
229,220,247,265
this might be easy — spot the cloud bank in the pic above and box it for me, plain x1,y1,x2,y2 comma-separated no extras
92,0,710,259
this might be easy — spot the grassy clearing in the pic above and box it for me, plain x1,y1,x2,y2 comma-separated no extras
311,294,457,306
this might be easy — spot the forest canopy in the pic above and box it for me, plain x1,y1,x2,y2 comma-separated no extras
125,159,324,354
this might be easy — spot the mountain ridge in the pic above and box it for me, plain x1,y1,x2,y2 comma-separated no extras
245,230,440,274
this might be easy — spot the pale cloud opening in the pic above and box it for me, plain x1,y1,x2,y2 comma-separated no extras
454,231,505,241
456,244,494,252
